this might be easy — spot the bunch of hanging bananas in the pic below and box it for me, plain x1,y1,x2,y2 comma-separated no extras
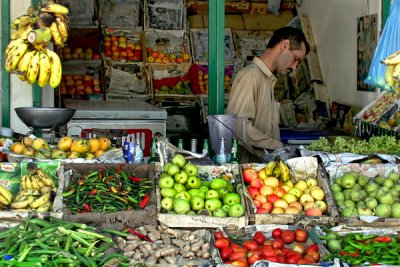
4,2,68,88
383,50,400,92
0,185,13,208
264,157,292,183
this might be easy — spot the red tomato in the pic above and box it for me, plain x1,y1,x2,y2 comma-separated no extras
287,253,302,264
303,254,316,263
266,256,280,262
214,231,225,240
295,229,308,243
298,259,313,265
277,254,287,263
214,238,230,249
306,244,319,254
286,250,302,258
247,248,263,257
231,259,248,267
242,240,259,251
230,243,241,252
272,238,285,249
292,243,306,255
229,251,247,261
220,246,234,261
253,231,266,246
248,254,262,265
272,228,283,239
307,251,321,262
261,245,275,258
264,239,273,246
282,247,291,255
281,229,295,244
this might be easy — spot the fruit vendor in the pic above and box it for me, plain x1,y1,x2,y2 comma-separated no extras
227,26,310,163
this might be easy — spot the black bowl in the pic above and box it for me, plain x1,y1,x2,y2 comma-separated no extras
15,107,76,130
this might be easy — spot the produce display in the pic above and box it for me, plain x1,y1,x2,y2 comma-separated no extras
60,46,101,61
158,154,245,218
4,3,70,88
60,74,102,95
243,159,329,216
113,225,211,265
308,135,400,155
157,81,192,95
146,48,191,64
332,171,400,218
104,35,143,61
359,92,399,123
213,227,321,265
9,136,112,160
321,230,400,265
61,166,153,213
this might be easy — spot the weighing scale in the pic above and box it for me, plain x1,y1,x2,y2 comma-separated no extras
66,100,167,157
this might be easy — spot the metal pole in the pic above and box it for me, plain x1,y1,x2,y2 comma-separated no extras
1,0,11,127
208,0,225,115
32,0,41,107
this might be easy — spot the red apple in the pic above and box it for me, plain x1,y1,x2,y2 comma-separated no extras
261,202,273,213
250,178,263,189
247,186,259,198
267,194,280,204
243,168,258,184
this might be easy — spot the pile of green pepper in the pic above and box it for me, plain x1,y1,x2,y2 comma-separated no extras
61,164,153,214
0,218,128,266
322,231,400,265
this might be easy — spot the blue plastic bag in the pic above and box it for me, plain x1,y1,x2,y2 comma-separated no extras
364,0,400,91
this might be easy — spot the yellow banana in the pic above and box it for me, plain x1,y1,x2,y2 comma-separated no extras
383,50,400,65
30,192,51,209
264,161,277,177
25,51,40,85
0,195,10,205
36,169,55,188
5,42,29,72
37,51,51,87
55,17,68,43
10,24,34,40
50,22,64,47
24,173,33,190
0,185,13,204
20,174,27,190
393,63,400,80
46,49,62,88
17,49,36,81
40,186,53,194
35,201,51,212
40,3,69,15
5,38,25,56
30,174,45,189
385,65,395,87
14,189,41,202
11,15,38,30
10,195,35,209
278,159,291,183
54,13,69,25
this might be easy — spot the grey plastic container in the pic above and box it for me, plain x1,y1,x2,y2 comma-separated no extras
207,114,237,155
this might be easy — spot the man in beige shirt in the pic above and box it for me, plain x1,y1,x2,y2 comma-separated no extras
227,27,310,163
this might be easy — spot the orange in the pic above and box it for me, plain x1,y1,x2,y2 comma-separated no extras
98,137,111,151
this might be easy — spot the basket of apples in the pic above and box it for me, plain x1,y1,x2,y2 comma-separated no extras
241,157,339,225
156,153,248,228
213,225,330,267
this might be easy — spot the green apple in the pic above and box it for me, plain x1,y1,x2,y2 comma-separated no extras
352,183,362,191
222,204,230,213
341,207,357,218
223,193,241,206
174,170,188,184
388,172,399,182
226,183,235,193
205,189,219,200
365,197,378,209
378,193,395,205
205,198,222,212
163,162,173,173
331,184,342,193
350,191,362,202
167,164,180,176
344,200,355,208
183,162,198,176
158,174,175,188
186,210,196,215
174,199,190,214
288,188,302,198
172,154,186,168
375,203,391,217
394,184,400,192
357,175,369,187
375,175,386,185
341,173,356,189
173,183,186,193
366,182,379,193
188,189,200,197
175,191,191,200
306,178,318,188
199,186,209,194
197,209,212,216
160,188,177,198
190,196,205,211
228,203,245,217
334,192,345,201
383,179,394,188
391,203,400,218
161,197,174,211
186,176,202,189
217,188,229,200
356,201,365,209
342,189,352,200
213,208,227,218
210,178,227,190
201,181,210,188
357,206,373,216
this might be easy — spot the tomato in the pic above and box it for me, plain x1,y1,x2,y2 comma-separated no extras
247,248,263,257
277,254,287,263
298,259,313,265
287,253,302,264
214,231,226,240
272,238,285,249
282,247,291,255
307,251,320,262
214,238,230,249
229,251,247,261
294,229,308,243
281,229,295,244
264,239,273,246
261,245,275,258
266,255,280,262
248,254,262,265
306,244,319,254
303,254,316,263
230,243,241,252
292,243,306,255
253,231,266,246
220,246,234,261
287,250,302,258
272,228,283,239
231,259,248,267
242,240,259,251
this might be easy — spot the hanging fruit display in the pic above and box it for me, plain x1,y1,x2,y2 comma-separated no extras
4,1,69,88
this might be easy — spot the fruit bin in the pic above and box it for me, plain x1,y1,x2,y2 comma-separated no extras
155,162,248,228
58,28,101,61
241,159,339,226
102,29,146,62
212,224,335,266
56,163,157,227
189,64,234,95
325,162,400,229
150,63,193,95
0,161,62,227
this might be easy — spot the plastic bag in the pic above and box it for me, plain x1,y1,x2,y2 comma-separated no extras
364,0,400,91
268,0,281,16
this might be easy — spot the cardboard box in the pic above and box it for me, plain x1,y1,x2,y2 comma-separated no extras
250,2,268,15
156,163,248,228
243,11,294,31
203,15,244,30
188,15,205,28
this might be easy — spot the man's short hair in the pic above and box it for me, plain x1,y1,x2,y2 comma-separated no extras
266,26,310,55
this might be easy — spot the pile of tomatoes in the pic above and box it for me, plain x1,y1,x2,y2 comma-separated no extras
213,228,321,267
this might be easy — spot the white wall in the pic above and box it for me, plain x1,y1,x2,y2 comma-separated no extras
298,0,380,108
